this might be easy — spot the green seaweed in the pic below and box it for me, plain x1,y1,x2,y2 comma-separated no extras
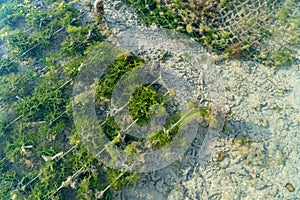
129,85,166,126
147,112,181,148
0,1,142,199
95,54,145,102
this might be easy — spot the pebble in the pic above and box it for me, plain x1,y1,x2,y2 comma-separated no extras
217,151,226,162
285,183,295,192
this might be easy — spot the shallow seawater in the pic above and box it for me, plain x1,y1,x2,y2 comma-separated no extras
0,0,299,199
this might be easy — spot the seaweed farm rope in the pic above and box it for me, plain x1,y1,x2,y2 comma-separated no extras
6,78,73,127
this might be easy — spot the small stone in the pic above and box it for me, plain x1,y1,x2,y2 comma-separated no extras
285,183,295,192
217,151,226,162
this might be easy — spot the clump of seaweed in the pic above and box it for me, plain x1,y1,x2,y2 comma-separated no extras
0,0,143,199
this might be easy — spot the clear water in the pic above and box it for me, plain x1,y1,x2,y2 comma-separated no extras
0,0,299,199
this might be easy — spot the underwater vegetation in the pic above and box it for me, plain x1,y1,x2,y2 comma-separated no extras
1,0,297,199
128,85,166,126
0,0,149,199
125,0,298,67
0,0,212,199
